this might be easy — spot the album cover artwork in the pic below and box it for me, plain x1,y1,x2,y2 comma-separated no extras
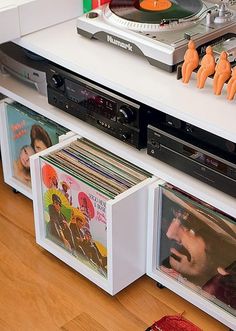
6,102,66,187
156,185,236,317
40,157,108,278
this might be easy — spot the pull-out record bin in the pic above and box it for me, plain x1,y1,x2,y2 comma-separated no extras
146,180,236,330
0,99,70,199
30,134,156,295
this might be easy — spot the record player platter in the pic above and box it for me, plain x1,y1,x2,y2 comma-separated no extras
77,1,236,72
109,0,204,23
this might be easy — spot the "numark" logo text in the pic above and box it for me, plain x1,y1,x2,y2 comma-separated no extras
107,35,133,52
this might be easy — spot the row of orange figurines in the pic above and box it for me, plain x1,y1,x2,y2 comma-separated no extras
181,40,236,101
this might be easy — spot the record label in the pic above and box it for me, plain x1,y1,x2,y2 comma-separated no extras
140,0,172,12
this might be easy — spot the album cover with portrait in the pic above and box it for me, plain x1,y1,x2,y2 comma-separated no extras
156,185,236,317
6,102,67,187
39,157,108,278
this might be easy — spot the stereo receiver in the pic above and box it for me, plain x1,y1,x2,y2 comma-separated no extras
46,63,157,149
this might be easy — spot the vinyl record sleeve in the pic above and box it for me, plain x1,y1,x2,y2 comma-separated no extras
156,185,236,317
40,157,109,278
65,145,134,188
68,141,146,186
6,102,67,187
42,154,118,198
74,139,151,181
48,148,127,194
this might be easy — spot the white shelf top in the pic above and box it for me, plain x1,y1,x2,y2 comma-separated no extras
14,19,236,143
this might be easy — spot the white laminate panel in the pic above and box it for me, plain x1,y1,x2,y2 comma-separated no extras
14,20,236,143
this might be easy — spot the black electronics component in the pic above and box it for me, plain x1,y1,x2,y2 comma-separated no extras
46,63,156,149
147,123,236,197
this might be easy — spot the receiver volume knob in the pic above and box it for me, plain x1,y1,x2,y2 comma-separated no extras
51,74,64,88
117,105,134,124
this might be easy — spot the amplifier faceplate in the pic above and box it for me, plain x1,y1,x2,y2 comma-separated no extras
46,64,156,149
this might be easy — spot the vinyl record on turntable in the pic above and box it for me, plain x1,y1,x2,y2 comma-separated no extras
109,0,204,23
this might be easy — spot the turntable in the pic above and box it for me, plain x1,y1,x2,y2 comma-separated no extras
77,0,236,72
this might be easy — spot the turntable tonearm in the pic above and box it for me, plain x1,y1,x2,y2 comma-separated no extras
77,0,236,72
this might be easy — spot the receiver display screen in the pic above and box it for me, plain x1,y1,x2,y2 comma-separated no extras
65,79,116,118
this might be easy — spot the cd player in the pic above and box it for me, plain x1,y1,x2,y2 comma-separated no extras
0,42,48,96
147,123,236,197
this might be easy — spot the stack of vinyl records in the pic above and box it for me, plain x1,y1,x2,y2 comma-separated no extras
39,138,151,277
41,138,151,198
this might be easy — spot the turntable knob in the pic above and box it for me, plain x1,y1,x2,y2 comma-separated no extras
51,74,64,88
117,105,134,124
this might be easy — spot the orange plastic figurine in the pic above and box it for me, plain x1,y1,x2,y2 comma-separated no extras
182,40,199,84
196,46,216,89
227,67,236,100
213,51,231,95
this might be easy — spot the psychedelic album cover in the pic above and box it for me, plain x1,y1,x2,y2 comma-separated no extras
156,185,236,317
6,102,66,187
40,158,108,278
